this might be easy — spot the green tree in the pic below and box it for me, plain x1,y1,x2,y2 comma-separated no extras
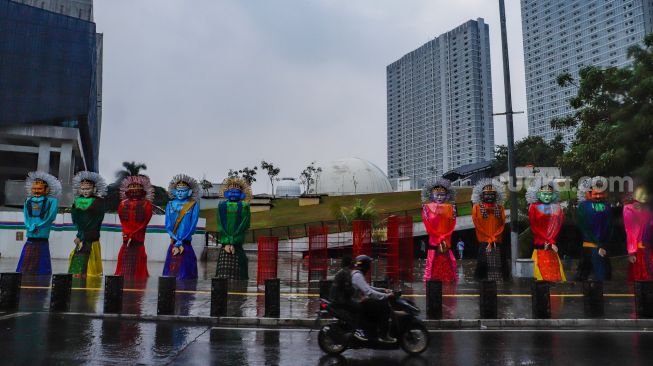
227,169,239,179
260,161,281,197
490,136,565,176
552,33,653,192
299,162,322,195
239,167,258,186
227,167,258,186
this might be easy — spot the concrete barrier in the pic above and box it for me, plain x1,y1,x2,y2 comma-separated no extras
104,275,123,314
0,272,21,310
480,280,498,319
210,278,228,317
157,276,176,315
426,280,443,319
265,278,280,318
50,273,72,312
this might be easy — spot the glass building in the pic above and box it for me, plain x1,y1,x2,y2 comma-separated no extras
521,0,653,144
386,19,494,189
0,0,102,206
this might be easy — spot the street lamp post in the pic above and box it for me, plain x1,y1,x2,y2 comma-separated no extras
498,0,520,277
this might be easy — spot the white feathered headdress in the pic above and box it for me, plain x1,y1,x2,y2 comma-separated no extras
72,171,108,198
25,171,62,198
471,178,506,204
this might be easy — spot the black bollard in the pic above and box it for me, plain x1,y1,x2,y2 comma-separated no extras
480,280,498,319
50,273,72,312
426,280,443,319
265,278,280,318
104,275,124,314
211,278,228,317
583,280,604,318
531,280,551,319
635,281,653,319
373,280,389,289
0,272,22,311
157,276,176,315
319,280,333,300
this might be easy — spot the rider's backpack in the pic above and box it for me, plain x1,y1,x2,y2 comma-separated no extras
330,267,354,304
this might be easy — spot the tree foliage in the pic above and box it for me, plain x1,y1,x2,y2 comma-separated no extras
260,161,281,197
227,166,258,186
552,33,653,190
299,162,322,195
491,136,565,176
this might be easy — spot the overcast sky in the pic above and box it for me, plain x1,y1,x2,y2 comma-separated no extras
94,0,528,193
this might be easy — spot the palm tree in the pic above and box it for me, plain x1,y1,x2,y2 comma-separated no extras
115,161,147,181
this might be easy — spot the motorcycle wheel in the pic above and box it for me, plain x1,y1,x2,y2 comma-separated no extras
318,324,348,355
399,323,429,354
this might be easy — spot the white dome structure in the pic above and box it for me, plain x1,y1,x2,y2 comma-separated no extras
314,157,392,196
275,177,302,197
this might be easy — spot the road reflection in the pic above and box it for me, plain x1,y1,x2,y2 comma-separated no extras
317,354,428,366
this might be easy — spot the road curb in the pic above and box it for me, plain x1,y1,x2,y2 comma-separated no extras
40,312,653,330
422,318,653,330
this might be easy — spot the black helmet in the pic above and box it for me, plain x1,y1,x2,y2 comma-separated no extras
354,255,372,273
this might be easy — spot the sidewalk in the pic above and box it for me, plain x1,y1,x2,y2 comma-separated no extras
0,256,641,324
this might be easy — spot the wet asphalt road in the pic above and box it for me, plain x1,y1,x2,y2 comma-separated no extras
1,313,653,366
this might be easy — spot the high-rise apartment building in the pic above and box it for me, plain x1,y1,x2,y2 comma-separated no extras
387,19,494,189
521,0,653,143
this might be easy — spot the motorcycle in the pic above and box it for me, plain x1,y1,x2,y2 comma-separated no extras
316,291,430,355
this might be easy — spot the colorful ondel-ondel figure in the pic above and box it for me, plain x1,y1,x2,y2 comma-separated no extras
471,178,507,282
115,175,154,279
575,176,613,282
421,177,457,283
215,177,252,280
68,171,107,277
163,174,201,280
624,184,653,281
13,167,653,293
16,171,62,275
527,178,566,282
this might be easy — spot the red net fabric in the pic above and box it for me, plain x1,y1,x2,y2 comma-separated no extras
308,225,328,281
257,236,279,285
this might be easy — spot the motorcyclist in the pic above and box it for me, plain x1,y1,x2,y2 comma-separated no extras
330,256,355,305
351,255,396,343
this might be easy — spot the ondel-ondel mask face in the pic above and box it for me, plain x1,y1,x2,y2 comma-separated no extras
174,182,192,200
537,185,555,204
79,180,96,198
31,179,49,197
430,187,448,204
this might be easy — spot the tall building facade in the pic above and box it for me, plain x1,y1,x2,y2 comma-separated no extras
11,0,94,21
0,0,103,206
387,19,494,189
521,0,653,143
